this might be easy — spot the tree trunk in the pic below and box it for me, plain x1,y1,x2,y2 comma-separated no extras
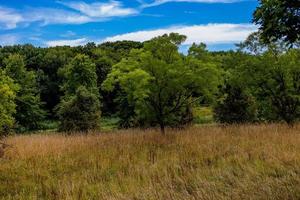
160,123,166,135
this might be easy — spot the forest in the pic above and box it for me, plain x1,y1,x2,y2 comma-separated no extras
0,31,300,134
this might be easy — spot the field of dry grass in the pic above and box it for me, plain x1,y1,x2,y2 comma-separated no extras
0,124,300,200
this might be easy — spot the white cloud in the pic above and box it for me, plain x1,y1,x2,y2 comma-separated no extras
45,38,89,47
58,1,138,18
141,0,247,8
0,1,138,29
0,1,252,29
60,31,77,38
0,34,19,46
0,7,23,29
24,8,94,26
103,23,257,45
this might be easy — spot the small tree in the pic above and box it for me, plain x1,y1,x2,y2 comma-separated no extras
0,70,18,135
57,54,101,132
4,54,46,131
214,80,257,124
57,86,100,132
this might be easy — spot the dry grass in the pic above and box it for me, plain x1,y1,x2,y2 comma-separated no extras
0,124,300,200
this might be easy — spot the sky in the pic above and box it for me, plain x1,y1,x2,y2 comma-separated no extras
0,0,258,50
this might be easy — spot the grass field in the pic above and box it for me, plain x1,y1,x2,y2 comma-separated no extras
0,124,300,200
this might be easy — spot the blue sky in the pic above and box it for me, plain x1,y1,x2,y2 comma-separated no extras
0,0,258,50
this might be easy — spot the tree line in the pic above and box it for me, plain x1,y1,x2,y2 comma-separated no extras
0,0,299,134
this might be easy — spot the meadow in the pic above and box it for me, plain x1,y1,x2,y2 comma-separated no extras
0,124,299,200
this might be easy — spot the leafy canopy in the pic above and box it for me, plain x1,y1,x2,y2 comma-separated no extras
0,70,18,135
4,54,46,131
57,54,101,132
254,0,300,45
103,33,220,133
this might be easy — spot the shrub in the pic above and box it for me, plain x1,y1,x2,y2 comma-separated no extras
57,86,101,132
214,83,257,124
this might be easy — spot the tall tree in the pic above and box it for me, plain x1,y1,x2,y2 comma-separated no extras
234,48,300,124
255,50,300,124
39,47,74,114
57,54,101,132
103,33,219,133
4,54,46,131
0,70,18,135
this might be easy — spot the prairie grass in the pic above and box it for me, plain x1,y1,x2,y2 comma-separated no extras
0,124,300,200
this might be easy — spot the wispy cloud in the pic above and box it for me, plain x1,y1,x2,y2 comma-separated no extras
0,7,23,29
0,34,19,45
103,23,257,45
58,1,138,18
60,31,77,38
141,0,248,8
45,38,89,47
24,8,93,26
0,1,138,29
0,0,250,29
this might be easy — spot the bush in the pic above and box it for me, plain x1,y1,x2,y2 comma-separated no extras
57,86,101,132
214,83,257,124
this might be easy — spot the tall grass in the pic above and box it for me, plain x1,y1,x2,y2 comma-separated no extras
0,124,300,199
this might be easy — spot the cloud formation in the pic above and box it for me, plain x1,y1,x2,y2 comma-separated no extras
104,23,257,45
0,7,23,29
45,38,89,47
0,1,138,29
0,34,19,45
45,23,256,47
58,1,138,18
141,0,247,8
0,0,252,29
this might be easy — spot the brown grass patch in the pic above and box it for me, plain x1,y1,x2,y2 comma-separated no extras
0,124,300,199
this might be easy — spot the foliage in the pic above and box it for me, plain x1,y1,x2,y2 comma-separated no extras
103,33,220,133
4,54,46,131
57,86,101,132
254,50,300,124
57,54,101,132
0,32,300,132
58,54,99,96
253,0,300,45
0,70,18,135
39,47,74,114
214,80,257,124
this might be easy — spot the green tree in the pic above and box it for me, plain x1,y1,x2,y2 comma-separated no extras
253,0,300,45
255,50,300,124
39,47,74,115
4,54,46,131
234,47,300,124
57,54,101,132
188,43,210,62
103,33,219,134
56,86,101,132
0,70,18,135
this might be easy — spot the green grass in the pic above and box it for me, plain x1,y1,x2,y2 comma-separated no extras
193,106,214,124
100,117,120,131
